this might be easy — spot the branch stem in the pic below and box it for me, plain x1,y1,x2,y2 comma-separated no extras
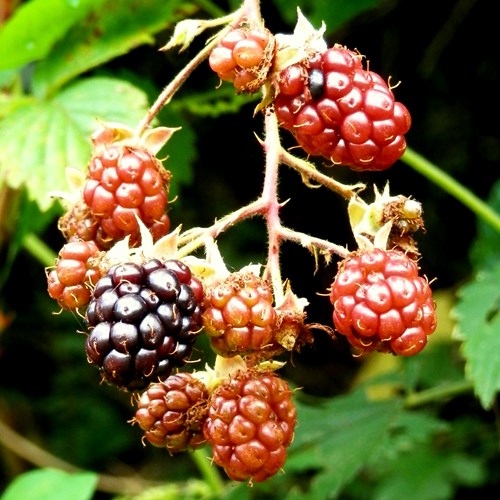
402,147,500,233
261,110,285,304
404,379,474,408
0,419,162,495
190,448,225,495
279,148,366,200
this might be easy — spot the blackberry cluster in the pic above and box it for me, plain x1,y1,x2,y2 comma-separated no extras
84,259,204,391
81,145,172,249
272,45,411,171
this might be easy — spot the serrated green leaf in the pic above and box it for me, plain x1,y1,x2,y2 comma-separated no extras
0,0,99,71
0,76,150,211
32,0,184,97
371,444,486,500
286,390,402,498
371,409,450,465
1,468,98,500
453,261,500,409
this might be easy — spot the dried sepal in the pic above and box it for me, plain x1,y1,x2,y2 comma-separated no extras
90,120,180,158
141,126,181,156
348,183,424,258
91,120,135,149
273,7,327,74
48,167,87,208
162,12,239,53
273,282,314,352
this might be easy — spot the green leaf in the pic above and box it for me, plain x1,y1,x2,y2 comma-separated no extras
0,92,34,120
0,76,150,211
1,468,98,500
400,340,466,393
273,0,384,34
32,0,184,97
371,444,486,500
453,261,500,409
286,390,403,498
0,0,99,71
378,410,449,460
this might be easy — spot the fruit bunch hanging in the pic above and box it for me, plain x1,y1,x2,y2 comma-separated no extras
45,0,437,485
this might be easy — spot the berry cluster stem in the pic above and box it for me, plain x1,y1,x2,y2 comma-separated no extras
134,21,234,138
134,0,264,138
261,109,286,304
175,108,354,304
191,448,225,495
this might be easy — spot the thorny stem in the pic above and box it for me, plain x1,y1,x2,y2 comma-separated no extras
135,0,263,137
176,198,268,257
279,148,366,200
278,226,350,260
261,109,285,304
175,109,353,301
134,19,234,138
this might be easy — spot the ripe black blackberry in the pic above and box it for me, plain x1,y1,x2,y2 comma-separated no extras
84,259,204,391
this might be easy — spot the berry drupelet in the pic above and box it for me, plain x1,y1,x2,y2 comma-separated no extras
81,144,172,249
201,271,278,357
46,240,101,311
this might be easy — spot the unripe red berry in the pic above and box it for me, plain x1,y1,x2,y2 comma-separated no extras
204,370,296,482
209,23,275,94
329,248,437,356
273,45,411,171
202,271,277,357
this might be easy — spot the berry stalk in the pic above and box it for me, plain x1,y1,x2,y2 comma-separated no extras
261,109,286,304
134,19,236,138
279,147,366,200
135,0,264,137
190,447,226,495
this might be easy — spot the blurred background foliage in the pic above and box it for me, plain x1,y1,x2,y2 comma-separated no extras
1,0,499,499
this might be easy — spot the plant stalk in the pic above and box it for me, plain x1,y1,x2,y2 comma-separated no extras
402,147,500,233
